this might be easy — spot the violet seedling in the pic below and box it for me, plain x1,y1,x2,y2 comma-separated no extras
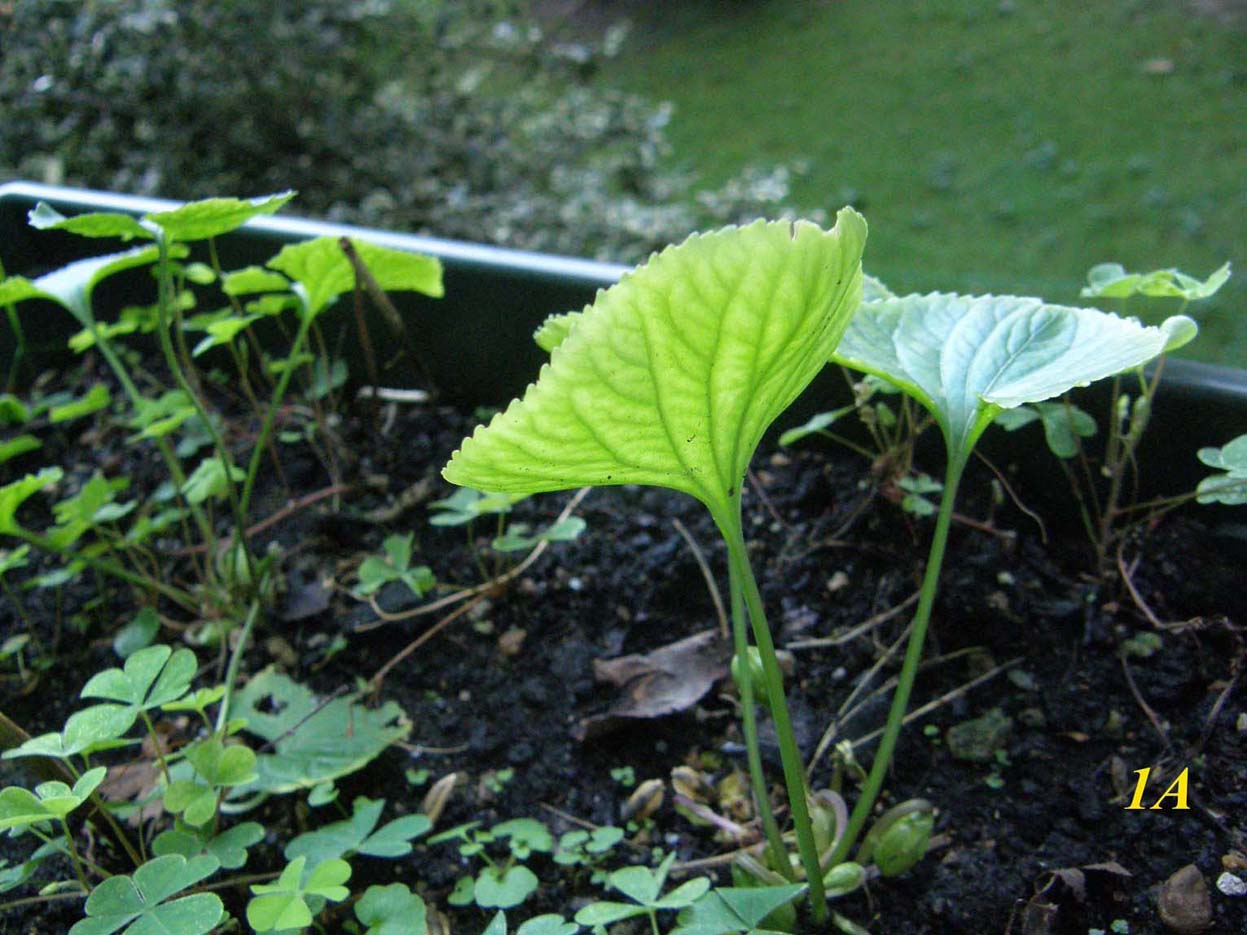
444,214,868,919
822,290,1179,869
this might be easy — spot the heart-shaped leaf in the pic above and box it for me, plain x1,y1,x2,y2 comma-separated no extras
444,212,867,521
833,293,1174,459
355,883,429,935
81,644,197,712
247,856,351,932
285,796,430,865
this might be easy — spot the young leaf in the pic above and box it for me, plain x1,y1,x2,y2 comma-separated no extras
81,644,197,713
475,864,539,909
266,235,443,318
355,883,429,935
68,854,222,935
231,668,411,794
0,434,41,465
285,796,431,865
517,917,580,935
833,292,1173,458
0,468,63,537
0,246,166,325
247,856,351,932
142,192,295,243
181,457,245,505
153,821,264,870
222,266,292,296
444,213,867,520
1081,261,1231,302
28,202,152,242
1196,434,1247,505
185,737,258,787
428,488,525,526
0,767,105,831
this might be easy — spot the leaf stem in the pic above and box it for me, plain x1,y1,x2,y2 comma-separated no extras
719,503,827,920
825,453,965,868
215,600,263,734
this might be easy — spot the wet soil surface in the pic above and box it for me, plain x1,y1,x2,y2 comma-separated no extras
2,395,1245,934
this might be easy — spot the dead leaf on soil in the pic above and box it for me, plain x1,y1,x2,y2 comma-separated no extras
574,629,730,741
99,718,184,825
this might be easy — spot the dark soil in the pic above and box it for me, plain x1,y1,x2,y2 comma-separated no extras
2,389,1245,935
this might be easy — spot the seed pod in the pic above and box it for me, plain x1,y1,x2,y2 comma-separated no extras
621,778,664,822
822,860,865,897
860,799,934,877
421,772,460,827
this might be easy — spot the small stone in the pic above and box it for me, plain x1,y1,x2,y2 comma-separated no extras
497,627,527,657
1236,712,1247,732
826,571,850,593
946,708,1012,763
1216,871,1247,897
1158,864,1211,933
1223,851,1247,872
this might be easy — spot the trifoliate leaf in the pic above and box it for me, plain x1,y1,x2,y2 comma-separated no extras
1081,261,1231,301
28,202,152,242
285,797,430,865
266,236,443,317
444,212,868,518
69,854,221,935
834,292,1170,458
81,645,197,711
143,192,295,243
671,884,807,934
475,864,539,909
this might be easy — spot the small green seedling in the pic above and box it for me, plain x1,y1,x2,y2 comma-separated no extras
354,882,430,935
554,826,625,884
445,214,868,918
822,289,1177,869
433,818,554,910
284,796,431,866
492,516,587,553
1195,435,1247,505
355,533,437,597
574,852,711,932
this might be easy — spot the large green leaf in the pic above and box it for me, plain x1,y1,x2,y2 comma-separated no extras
0,246,164,325
444,212,867,515
231,668,411,795
833,292,1174,457
28,202,153,242
266,235,444,317
143,192,295,242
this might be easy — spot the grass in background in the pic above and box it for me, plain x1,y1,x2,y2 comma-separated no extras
589,0,1246,365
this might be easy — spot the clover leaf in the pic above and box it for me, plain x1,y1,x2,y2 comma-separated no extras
355,883,429,935
1196,434,1247,505
444,213,867,526
247,856,351,932
671,884,808,935
491,517,586,554
68,854,222,935
475,865,540,910
0,767,105,833
153,821,264,870
80,644,197,735
574,853,711,927
285,796,430,866
354,534,436,598
1081,261,1230,302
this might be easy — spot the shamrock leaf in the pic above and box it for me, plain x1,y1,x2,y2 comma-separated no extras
284,796,430,866
80,645,197,735
355,883,429,935
69,854,222,935
247,856,351,932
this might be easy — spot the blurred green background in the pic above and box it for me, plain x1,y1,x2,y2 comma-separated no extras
577,0,1246,364
2,0,1243,364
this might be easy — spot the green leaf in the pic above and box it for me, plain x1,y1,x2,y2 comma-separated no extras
231,668,410,795
533,311,582,353
355,883,428,935
0,544,30,577
0,246,166,326
0,434,41,465
672,884,807,935
481,912,507,935
778,405,855,447
491,517,587,554
0,468,62,537
0,767,104,831
573,901,647,925
247,856,351,932
185,737,257,787
28,202,152,242
69,854,221,935
222,266,292,296
517,917,580,935
49,383,111,423
1081,261,1230,301
833,292,1171,459
0,395,31,424
191,314,261,357
114,608,160,660
475,864,539,909
81,644,197,711
443,212,867,520
285,797,430,865
142,192,295,243
491,818,554,860
266,235,443,317
1196,433,1247,505
128,390,197,442
428,488,525,526
153,821,264,870
163,781,217,828
181,457,245,504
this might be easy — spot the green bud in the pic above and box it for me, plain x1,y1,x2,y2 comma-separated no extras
731,647,770,697
869,804,934,877
822,860,865,897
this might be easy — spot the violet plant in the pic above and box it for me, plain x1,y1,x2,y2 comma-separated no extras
444,213,869,919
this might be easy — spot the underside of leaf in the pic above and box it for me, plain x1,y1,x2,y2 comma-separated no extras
444,210,867,512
